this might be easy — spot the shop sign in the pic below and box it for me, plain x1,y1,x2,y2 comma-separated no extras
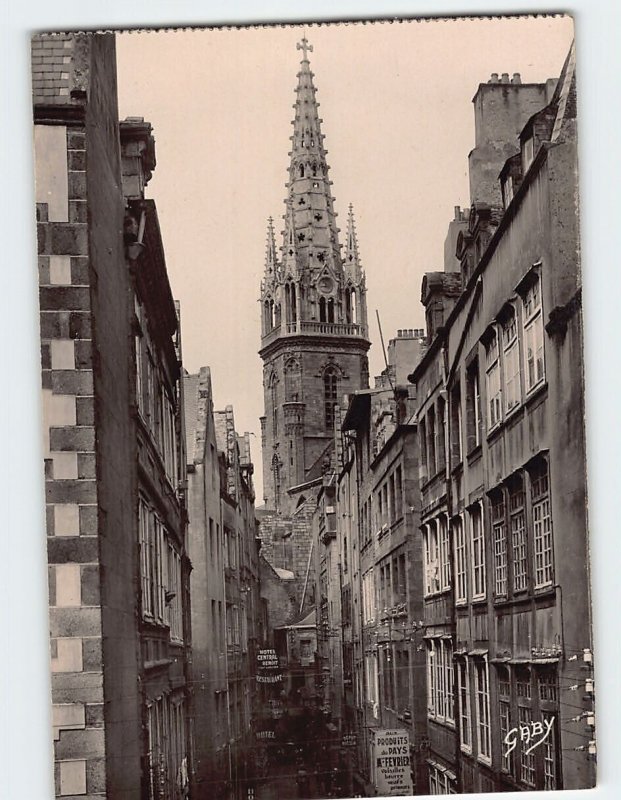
341,733,357,747
369,729,413,797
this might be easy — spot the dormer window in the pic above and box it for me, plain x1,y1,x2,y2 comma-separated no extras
522,135,535,172
501,175,514,210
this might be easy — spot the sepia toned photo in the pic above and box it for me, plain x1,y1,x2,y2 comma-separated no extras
31,14,594,799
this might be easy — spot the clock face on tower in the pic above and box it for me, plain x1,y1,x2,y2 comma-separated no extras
318,275,333,294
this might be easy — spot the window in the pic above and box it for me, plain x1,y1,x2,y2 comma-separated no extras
135,333,145,416
502,309,521,411
522,275,545,392
324,368,338,431
437,397,447,472
167,545,183,642
423,521,440,596
466,360,482,452
469,504,486,600
365,652,379,710
427,406,437,476
522,135,535,172
426,639,454,723
457,658,471,751
542,712,558,790
450,384,463,467
270,374,278,435
439,515,451,591
491,492,507,597
161,388,177,487
502,175,514,209
146,352,156,430
284,358,301,402
139,499,153,617
227,527,237,570
395,465,403,515
362,569,375,624
485,330,502,429
531,462,554,588
453,516,467,604
474,658,491,762
428,761,457,795
497,666,511,772
419,418,428,480
509,479,528,592
519,705,536,785
139,502,172,625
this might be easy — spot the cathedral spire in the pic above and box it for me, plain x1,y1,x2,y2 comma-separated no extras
283,37,342,279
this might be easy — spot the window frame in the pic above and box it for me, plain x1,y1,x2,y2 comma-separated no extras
484,328,502,431
501,306,522,413
469,502,486,602
457,657,472,753
530,460,554,590
520,272,545,394
473,657,492,765
453,515,467,605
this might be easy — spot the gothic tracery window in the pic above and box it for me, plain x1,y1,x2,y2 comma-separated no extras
324,367,338,431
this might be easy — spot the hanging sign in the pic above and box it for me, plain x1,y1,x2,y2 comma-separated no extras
370,729,413,797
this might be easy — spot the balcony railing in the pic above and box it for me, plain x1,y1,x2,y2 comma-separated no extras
261,320,368,347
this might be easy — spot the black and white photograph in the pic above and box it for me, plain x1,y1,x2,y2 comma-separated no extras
24,10,602,799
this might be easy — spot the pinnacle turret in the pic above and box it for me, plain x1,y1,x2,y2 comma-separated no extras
262,216,279,285
344,204,365,285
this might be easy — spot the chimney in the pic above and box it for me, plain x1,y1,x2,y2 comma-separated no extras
512,73,522,84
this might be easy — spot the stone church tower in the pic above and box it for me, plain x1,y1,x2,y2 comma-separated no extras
259,38,370,514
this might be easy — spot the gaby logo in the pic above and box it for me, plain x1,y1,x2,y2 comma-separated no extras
503,717,555,758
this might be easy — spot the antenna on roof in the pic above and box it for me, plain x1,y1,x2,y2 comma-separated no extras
376,309,396,401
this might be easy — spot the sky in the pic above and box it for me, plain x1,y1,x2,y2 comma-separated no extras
115,16,574,499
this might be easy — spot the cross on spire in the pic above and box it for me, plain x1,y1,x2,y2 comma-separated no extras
297,37,313,61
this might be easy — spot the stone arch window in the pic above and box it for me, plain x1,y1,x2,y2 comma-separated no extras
272,454,281,511
319,296,327,322
324,367,338,431
285,282,297,327
327,297,335,324
312,162,318,177
269,373,278,436
299,163,305,178
284,358,301,402
344,287,357,324
264,298,275,331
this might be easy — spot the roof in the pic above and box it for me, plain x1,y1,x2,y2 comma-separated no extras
273,567,295,580
341,390,373,431
277,608,317,630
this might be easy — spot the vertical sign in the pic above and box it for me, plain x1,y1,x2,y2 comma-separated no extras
370,729,413,797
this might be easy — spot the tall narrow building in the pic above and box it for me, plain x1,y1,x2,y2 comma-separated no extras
259,38,370,516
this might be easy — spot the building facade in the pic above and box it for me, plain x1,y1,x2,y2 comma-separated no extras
334,331,429,796
35,33,192,800
215,406,263,799
184,368,230,797
411,45,595,794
